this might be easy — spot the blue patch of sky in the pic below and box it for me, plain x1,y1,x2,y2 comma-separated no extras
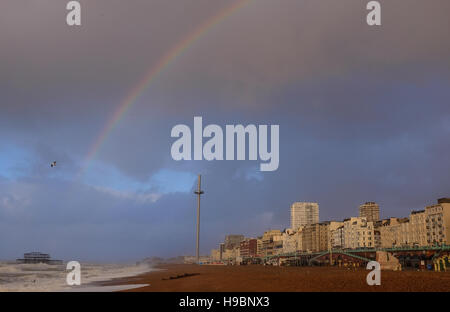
0,142,33,179
82,160,196,195
233,166,264,182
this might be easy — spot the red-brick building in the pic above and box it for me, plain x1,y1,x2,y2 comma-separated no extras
239,239,257,258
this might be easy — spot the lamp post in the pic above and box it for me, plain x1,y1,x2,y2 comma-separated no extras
329,233,333,266
194,174,204,264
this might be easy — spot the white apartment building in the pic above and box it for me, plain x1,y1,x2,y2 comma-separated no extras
343,217,376,249
290,202,319,230
376,198,450,248
281,229,298,254
425,198,450,245
409,210,427,247
331,225,345,249
328,221,344,249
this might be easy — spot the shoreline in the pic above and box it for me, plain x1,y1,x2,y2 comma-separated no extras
0,261,155,292
103,263,450,292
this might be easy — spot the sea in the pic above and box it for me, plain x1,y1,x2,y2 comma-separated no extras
0,261,153,292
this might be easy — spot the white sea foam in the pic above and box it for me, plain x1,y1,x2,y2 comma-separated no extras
0,261,153,292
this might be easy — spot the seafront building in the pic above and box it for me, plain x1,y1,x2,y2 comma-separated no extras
222,247,239,262
239,238,258,258
425,198,450,245
256,238,263,256
409,210,427,247
359,202,380,222
211,235,245,262
210,249,221,261
290,202,319,230
224,235,245,249
328,221,344,249
184,255,211,264
302,222,329,252
281,229,299,254
261,230,282,256
378,218,409,248
211,198,450,264
374,198,450,248
331,225,345,249
343,217,376,249
16,252,62,265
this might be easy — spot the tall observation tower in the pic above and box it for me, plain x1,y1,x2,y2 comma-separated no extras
194,174,204,264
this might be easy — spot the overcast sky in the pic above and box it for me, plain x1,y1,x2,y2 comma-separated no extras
1,0,449,261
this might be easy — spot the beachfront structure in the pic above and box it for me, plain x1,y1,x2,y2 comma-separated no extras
184,255,211,264
281,229,299,254
425,198,450,245
224,234,244,250
210,249,221,261
290,202,319,230
328,221,344,249
16,252,62,265
272,233,284,255
378,218,410,248
239,239,258,258
343,217,376,249
409,210,427,247
221,247,239,262
256,238,263,256
261,230,282,256
359,202,380,222
331,225,345,249
212,197,450,264
301,222,329,252
374,199,450,248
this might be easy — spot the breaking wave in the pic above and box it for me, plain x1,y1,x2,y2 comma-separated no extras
0,261,153,292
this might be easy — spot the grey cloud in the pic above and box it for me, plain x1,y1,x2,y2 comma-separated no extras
1,0,450,260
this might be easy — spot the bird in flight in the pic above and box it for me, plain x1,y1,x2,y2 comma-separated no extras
50,161,56,168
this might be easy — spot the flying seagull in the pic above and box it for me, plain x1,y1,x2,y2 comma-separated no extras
50,161,56,168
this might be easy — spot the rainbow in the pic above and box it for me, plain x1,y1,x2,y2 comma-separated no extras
79,0,252,176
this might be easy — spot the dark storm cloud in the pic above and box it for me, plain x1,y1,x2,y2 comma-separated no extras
0,0,449,260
